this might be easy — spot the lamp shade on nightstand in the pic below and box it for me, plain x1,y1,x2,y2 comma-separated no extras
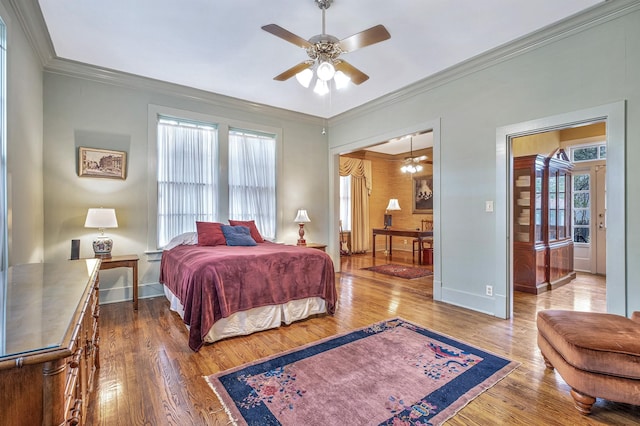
85,208,118,257
294,209,311,246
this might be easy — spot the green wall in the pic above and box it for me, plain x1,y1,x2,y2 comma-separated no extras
328,2,640,317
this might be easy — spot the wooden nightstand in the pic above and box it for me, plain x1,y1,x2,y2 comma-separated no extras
304,243,327,252
98,254,140,310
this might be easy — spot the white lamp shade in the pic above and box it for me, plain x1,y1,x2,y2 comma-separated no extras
294,209,311,223
313,79,329,95
386,199,401,211
333,70,351,89
316,61,336,81
84,208,118,228
295,68,314,88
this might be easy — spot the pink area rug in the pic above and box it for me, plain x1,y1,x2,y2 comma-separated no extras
362,263,433,279
205,318,519,425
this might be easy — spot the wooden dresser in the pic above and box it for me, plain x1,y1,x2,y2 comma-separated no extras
0,259,101,426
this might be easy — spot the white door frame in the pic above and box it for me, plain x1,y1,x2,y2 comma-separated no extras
496,101,626,318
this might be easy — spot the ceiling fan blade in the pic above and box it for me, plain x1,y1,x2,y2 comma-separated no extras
338,24,391,53
335,61,369,85
261,24,313,49
273,62,313,81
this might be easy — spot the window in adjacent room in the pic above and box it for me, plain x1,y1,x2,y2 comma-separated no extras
228,128,277,240
156,117,218,247
339,175,351,231
572,173,590,243
571,143,606,163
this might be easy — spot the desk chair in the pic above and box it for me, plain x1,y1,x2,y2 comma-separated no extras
412,219,433,263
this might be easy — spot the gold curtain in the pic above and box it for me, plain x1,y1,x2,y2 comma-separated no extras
339,157,372,253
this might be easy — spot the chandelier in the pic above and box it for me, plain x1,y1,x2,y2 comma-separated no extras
400,137,428,174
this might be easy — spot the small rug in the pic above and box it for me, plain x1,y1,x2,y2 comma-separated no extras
205,318,519,426
362,263,433,279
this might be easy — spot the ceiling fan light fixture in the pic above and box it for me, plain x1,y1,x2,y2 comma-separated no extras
316,61,335,81
313,79,329,95
295,68,314,88
334,70,351,89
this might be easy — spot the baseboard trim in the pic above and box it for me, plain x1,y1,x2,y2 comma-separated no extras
99,281,164,305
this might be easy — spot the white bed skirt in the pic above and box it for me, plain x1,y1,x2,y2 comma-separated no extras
163,285,327,343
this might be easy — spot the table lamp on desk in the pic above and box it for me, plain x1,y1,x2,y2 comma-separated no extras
384,198,401,229
85,207,118,258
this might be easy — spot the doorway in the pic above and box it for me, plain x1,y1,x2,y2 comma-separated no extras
512,124,607,285
496,101,626,319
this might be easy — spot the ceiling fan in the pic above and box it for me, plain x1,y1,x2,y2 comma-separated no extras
261,0,391,94
400,137,428,174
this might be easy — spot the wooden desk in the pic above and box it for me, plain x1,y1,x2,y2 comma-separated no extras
372,228,433,265
98,254,140,310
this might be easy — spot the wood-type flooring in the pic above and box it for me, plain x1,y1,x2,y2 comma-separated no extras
86,251,640,425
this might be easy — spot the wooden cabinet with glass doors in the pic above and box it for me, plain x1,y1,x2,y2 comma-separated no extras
513,155,547,294
546,154,576,289
513,152,575,294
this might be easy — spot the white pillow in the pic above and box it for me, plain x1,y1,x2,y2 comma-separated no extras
164,232,198,250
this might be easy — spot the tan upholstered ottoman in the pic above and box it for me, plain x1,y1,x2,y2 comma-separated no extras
537,310,640,414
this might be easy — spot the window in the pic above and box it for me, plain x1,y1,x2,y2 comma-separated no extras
157,117,218,247
228,129,277,240
339,175,351,231
0,17,6,348
571,143,606,162
573,173,590,243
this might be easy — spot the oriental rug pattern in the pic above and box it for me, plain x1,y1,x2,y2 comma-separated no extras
206,318,519,426
362,263,433,279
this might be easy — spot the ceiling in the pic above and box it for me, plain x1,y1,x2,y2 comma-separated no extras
37,0,604,119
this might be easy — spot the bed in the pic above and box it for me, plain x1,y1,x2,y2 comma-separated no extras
159,240,337,351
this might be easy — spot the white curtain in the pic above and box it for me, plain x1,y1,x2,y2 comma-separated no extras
157,118,218,247
340,175,351,231
228,129,276,240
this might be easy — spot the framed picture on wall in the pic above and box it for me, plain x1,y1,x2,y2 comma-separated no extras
413,175,433,213
78,147,127,179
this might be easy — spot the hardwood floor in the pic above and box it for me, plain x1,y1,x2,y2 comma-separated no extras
87,251,640,425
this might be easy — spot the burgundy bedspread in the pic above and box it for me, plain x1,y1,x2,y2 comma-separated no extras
159,242,337,351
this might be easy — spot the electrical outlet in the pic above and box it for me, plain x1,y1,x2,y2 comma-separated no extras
403,239,407,244
486,285,493,296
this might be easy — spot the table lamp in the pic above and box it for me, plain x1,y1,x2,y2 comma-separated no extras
85,208,118,257
384,199,401,229
294,209,311,246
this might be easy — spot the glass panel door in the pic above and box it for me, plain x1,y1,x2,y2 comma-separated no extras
549,173,557,241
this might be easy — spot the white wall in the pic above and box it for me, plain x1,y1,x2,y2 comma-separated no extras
0,0,44,265
42,71,328,303
328,2,640,317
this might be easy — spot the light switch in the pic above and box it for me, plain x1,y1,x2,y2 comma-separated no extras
485,200,494,212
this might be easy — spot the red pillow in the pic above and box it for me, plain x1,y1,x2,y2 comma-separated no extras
196,221,226,246
228,220,264,243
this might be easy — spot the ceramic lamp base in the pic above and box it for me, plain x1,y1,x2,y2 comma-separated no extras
93,236,113,258
297,223,307,246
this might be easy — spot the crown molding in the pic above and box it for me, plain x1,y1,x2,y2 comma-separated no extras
329,0,640,126
11,1,322,125
8,0,54,65
11,0,640,126
44,57,323,125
